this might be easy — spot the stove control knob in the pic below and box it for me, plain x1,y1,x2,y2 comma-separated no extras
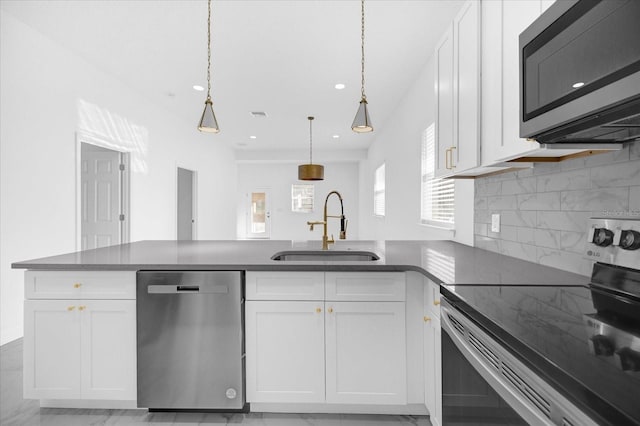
590,335,615,356
616,347,640,371
593,228,614,247
619,230,640,250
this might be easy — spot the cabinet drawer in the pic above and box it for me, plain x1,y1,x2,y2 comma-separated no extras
325,272,405,302
25,271,136,300
246,272,324,301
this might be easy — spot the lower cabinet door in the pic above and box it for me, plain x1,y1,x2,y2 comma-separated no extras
325,301,407,405
23,299,136,401
23,300,82,399
80,300,136,400
245,301,325,403
424,314,442,426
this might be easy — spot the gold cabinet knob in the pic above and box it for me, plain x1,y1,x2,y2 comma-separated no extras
316,307,322,313
67,306,76,311
328,307,334,314
73,283,82,288
424,315,431,322
433,300,441,306
78,306,86,311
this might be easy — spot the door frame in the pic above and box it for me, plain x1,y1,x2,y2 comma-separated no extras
246,188,271,239
175,165,197,240
75,132,130,250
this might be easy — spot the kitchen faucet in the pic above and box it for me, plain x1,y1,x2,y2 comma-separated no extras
307,190,348,250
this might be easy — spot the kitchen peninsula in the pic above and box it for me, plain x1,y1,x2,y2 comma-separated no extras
12,240,638,426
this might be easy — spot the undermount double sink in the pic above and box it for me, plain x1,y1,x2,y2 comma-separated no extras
271,250,380,262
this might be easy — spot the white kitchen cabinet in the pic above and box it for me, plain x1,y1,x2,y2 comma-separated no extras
325,301,406,405
23,270,136,403
23,299,136,401
476,0,605,169
245,301,325,403
435,24,455,177
246,271,324,301
435,0,480,177
245,271,408,407
423,280,442,426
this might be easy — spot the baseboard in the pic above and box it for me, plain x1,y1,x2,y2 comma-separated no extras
39,399,139,409
249,402,429,415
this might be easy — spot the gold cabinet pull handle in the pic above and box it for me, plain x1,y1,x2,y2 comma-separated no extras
445,148,451,170
73,283,82,288
78,306,86,311
315,307,322,313
450,146,457,169
424,315,431,322
433,300,441,306
328,307,334,314
67,306,76,311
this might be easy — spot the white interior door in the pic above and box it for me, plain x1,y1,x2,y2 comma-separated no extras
247,189,271,239
177,167,196,240
81,143,124,250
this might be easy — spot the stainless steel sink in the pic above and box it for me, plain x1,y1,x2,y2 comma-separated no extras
271,250,380,262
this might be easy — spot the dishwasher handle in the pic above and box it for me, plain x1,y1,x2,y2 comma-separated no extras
148,284,229,294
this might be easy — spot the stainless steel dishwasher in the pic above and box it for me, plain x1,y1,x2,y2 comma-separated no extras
137,271,245,410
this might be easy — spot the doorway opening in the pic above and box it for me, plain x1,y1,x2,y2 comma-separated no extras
177,167,196,240
247,189,271,239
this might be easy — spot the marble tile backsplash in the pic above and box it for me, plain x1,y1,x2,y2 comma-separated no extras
474,142,640,276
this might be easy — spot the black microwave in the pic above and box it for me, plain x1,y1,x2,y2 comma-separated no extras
519,0,640,144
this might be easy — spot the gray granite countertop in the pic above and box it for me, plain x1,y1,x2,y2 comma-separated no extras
11,239,589,286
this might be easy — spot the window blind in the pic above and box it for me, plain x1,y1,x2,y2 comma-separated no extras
421,124,454,226
374,163,386,216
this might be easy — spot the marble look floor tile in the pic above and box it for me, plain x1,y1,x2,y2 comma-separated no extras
1,339,431,426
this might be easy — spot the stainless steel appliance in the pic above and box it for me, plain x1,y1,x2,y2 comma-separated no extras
583,218,640,378
440,217,640,425
519,0,640,144
137,271,245,410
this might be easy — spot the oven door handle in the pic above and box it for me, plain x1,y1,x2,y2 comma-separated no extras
440,299,597,426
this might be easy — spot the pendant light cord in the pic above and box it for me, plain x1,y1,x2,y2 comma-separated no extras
206,0,212,101
360,0,366,101
308,116,314,164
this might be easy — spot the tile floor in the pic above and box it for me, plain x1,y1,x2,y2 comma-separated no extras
0,339,432,426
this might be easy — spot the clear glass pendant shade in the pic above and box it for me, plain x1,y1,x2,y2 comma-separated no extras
198,99,220,133
351,98,373,133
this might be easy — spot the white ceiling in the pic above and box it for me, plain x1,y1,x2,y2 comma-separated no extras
1,0,464,153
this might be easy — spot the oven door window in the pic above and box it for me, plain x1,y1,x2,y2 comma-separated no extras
523,0,640,121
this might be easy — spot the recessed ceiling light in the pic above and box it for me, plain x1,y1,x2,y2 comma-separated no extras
193,85,204,91
335,83,346,90
572,82,585,88
332,135,340,139
249,135,257,139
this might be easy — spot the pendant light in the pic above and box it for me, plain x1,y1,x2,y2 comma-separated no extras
298,116,324,181
198,0,220,133
351,0,373,133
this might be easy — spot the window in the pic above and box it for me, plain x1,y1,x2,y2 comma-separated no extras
421,123,454,227
374,163,385,217
291,184,314,213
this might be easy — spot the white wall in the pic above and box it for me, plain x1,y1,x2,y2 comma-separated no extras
237,162,360,241
0,12,237,345
358,55,474,244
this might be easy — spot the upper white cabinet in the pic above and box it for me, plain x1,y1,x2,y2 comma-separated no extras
481,0,545,164
435,0,481,177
